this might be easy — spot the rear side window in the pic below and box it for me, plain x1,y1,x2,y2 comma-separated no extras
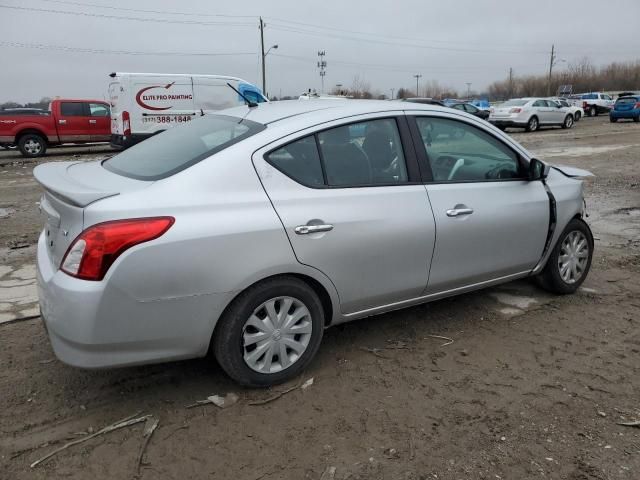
89,103,110,117
267,136,324,187
60,102,86,116
104,115,265,180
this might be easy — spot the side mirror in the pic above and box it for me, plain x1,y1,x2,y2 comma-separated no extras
529,158,550,181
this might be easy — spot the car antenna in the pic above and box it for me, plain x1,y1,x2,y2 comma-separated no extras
227,83,258,108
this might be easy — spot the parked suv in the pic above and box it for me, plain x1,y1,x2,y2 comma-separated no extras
489,98,574,132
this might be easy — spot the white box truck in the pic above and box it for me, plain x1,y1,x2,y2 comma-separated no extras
108,72,266,149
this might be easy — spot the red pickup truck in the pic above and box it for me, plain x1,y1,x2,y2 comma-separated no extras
0,99,111,158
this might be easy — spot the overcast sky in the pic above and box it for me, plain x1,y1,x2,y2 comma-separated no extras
0,0,638,103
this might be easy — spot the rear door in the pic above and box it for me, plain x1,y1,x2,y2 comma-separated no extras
531,99,551,123
408,113,549,293
88,102,111,142
56,101,92,142
253,114,436,314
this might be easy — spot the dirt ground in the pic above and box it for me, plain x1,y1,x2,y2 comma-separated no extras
0,117,639,480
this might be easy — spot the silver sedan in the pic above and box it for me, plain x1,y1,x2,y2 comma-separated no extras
35,100,594,386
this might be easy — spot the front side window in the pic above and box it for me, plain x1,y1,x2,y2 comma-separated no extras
415,117,522,182
104,115,265,180
60,102,86,116
89,103,110,117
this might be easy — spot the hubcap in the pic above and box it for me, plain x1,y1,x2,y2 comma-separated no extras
25,139,41,154
558,231,589,284
242,296,313,374
530,118,537,130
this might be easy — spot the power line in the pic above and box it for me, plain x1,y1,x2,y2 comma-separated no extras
37,0,256,18
267,23,548,55
0,41,256,57
0,4,255,26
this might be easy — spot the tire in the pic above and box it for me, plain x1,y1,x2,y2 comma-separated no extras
634,116,639,123
496,126,506,131
589,106,597,117
610,117,617,123
213,276,325,387
536,218,594,294
525,116,539,132
574,111,581,122
18,134,47,158
561,115,574,129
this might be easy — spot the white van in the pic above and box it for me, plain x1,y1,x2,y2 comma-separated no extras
108,72,267,149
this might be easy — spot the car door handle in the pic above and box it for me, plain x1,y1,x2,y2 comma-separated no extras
89,119,97,124
446,207,474,217
294,224,334,235
58,119,67,125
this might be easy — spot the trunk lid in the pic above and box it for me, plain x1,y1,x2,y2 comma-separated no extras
34,160,151,267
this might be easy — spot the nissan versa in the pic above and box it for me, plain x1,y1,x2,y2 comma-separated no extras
35,100,594,386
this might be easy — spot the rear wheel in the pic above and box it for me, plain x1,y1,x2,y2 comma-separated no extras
18,134,47,158
561,115,574,129
634,116,639,123
525,116,538,132
496,125,506,131
610,116,617,123
213,276,325,387
536,218,593,294
589,106,597,117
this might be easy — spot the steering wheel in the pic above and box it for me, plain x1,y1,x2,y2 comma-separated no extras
448,158,465,181
485,163,515,180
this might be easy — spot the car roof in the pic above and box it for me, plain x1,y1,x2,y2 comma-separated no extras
219,99,453,127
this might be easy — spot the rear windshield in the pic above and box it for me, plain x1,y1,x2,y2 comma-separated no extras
104,115,265,180
616,97,638,104
500,99,528,107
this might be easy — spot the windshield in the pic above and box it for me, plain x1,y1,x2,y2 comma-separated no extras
104,115,265,180
500,99,528,107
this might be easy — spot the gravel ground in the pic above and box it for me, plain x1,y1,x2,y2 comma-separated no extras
0,116,639,480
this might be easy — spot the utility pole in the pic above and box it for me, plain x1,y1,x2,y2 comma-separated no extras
508,67,513,99
466,82,472,100
413,74,422,97
317,51,327,93
390,88,395,100
259,17,266,95
547,44,555,97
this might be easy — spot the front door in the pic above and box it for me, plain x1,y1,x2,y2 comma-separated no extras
410,114,549,293
57,101,91,142
254,115,436,314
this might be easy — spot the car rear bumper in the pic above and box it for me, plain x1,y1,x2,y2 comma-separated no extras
36,231,232,369
488,119,528,128
609,109,640,119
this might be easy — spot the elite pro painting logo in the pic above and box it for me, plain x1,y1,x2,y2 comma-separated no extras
135,82,193,111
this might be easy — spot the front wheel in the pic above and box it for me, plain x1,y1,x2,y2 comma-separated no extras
561,115,574,129
18,134,47,158
536,218,593,294
610,116,617,123
574,111,581,121
213,276,325,387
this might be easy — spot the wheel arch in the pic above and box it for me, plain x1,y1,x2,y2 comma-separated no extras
16,128,49,143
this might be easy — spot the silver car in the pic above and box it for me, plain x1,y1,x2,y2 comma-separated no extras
489,97,575,132
35,100,593,386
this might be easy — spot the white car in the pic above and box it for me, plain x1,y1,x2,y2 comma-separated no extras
489,98,575,132
550,98,584,122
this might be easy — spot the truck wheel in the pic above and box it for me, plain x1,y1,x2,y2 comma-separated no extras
525,116,539,132
18,134,47,158
561,115,574,129
589,106,597,117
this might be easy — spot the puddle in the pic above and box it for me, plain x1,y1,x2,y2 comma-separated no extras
490,292,538,309
532,144,637,159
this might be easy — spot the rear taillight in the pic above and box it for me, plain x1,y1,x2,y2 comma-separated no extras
582,101,587,108
122,111,131,137
509,107,522,113
635,102,640,109
61,217,174,281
